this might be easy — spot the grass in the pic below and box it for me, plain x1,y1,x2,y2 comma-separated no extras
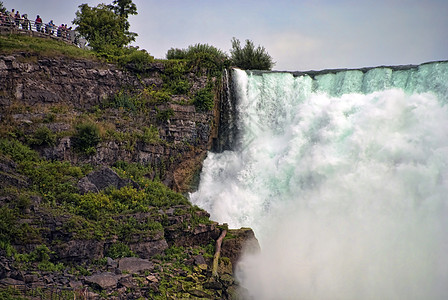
0,34,97,60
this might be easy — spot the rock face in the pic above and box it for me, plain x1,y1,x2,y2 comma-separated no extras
77,166,138,194
0,53,219,192
0,54,146,108
222,228,261,269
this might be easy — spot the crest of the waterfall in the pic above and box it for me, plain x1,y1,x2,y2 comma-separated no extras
190,61,448,299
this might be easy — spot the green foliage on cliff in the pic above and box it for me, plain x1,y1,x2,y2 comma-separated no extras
73,122,101,155
166,43,229,76
230,37,275,70
194,84,215,112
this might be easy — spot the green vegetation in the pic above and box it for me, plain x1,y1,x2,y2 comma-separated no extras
166,43,229,77
105,241,136,259
230,37,275,70
71,0,155,71
73,2,137,51
73,122,101,155
27,126,56,146
0,34,96,59
194,84,215,112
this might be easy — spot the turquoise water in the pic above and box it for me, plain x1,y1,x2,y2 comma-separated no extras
190,61,448,299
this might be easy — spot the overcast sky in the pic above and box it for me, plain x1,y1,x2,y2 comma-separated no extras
4,0,448,71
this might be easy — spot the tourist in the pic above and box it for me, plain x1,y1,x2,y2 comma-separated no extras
21,14,30,30
35,15,42,32
7,9,15,27
46,20,55,35
14,11,21,27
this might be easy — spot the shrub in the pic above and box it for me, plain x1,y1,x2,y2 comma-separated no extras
166,48,187,60
193,85,215,111
165,43,229,76
230,37,275,70
141,125,161,144
170,80,190,95
73,122,101,155
28,126,56,146
108,91,137,111
0,138,39,162
156,108,174,123
150,90,171,104
106,242,136,259
117,47,154,72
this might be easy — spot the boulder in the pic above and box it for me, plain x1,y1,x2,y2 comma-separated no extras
118,257,154,274
85,272,118,290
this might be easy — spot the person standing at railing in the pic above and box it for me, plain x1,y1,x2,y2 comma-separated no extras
21,14,30,30
35,15,42,32
46,20,55,35
14,11,21,27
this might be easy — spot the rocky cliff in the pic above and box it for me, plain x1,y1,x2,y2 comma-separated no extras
0,53,218,193
0,48,258,299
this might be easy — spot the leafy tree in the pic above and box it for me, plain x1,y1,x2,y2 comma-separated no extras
73,3,137,52
230,37,275,70
109,0,137,19
108,0,137,38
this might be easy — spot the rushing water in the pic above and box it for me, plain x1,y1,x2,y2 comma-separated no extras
190,61,448,299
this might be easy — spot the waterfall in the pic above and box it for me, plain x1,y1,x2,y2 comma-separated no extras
190,61,448,299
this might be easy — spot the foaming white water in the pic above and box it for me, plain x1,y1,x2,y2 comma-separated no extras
190,66,448,299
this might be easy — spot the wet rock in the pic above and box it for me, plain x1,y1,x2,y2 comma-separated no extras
221,228,261,269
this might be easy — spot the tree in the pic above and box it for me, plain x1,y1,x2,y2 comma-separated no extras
108,0,137,32
230,38,275,70
73,3,137,52
109,0,137,19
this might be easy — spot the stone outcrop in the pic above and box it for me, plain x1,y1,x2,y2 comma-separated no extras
77,166,138,194
0,53,217,192
0,54,148,108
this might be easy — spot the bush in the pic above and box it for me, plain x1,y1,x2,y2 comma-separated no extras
117,47,154,72
156,108,174,123
141,125,161,144
230,37,275,70
165,43,229,76
166,48,187,60
108,91,137,111
28,126,56,146
193,85,215,111
0,138,39,162
73,122,101,155
106,242,136,259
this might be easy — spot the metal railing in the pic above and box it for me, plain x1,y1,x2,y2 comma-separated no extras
0,16,74,42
